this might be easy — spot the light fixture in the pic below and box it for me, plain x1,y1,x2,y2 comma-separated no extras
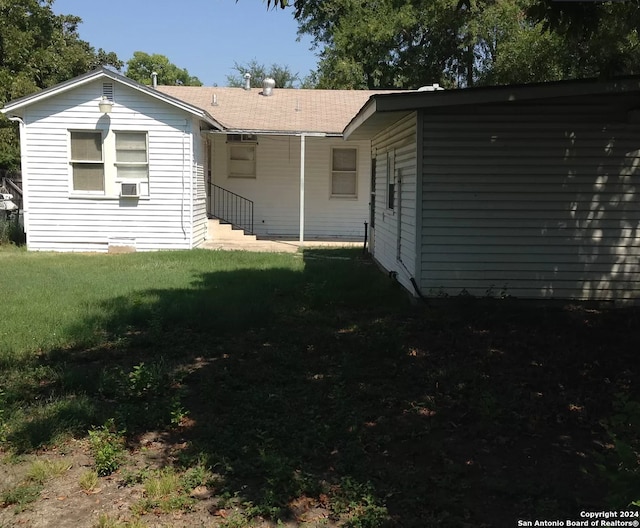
98,96,113,114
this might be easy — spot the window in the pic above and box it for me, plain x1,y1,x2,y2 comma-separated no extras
331,147,357,198
227,134,256,178
115,132,148,179
228,134,257,142
386,150,395,210
69,129,150,197
70,131,104,192
370,156,376,228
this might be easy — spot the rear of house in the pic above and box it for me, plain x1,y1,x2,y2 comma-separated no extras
346,78,640,303
159,85,381,241
2,68,219,252
208,132,371,239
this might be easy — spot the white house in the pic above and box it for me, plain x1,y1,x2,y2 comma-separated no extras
2,68,381,252
158,83,378,241
344,77,640,303
1,67,221,252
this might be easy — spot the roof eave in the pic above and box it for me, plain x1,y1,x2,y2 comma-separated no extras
343,96,378,140
343,76,640,140
206,128,336,137
1,67,223,130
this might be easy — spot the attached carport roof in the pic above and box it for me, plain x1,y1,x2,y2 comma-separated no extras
343,75,640,140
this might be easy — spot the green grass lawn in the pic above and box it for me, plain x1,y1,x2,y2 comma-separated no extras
0,246,638,527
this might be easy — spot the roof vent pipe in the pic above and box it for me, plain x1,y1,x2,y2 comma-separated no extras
151,71,158,89
243,72,251,91
417,83,444,91
262,77,275,96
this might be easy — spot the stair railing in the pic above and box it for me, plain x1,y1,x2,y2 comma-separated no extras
209,184,254,234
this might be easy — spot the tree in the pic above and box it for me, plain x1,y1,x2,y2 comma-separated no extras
0,0,123,170
226,60,301,88
268,0,640,89
125,52,202,86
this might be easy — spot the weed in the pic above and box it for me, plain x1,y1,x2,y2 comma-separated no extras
330,477,389,528
133,467,196,514
181,463,214,491
94,514,148,528
26,458,70,484
597,392,640,508
0,482,43,512
98,360,186,432
218,509,253,528
79,469,99,491
88,420,125,476
0,214,24,246
120,467,153,487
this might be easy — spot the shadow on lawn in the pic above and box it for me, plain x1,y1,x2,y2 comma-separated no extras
7,248,640,527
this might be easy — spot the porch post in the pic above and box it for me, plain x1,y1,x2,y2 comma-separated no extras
299,134,305,243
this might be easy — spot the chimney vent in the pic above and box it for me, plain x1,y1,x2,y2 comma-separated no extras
262,78,276,96
243,73,251,91
151,71,158,89
417,83,444,92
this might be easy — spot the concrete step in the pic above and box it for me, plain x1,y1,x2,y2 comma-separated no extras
207,219,257,242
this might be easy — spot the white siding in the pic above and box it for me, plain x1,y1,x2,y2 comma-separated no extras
21,79,198,252
420,103,640,301
370,113,417,293
210,134,371,239
191,129,207,247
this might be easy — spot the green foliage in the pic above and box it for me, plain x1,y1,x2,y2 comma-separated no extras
597,392,640,508
0,481,43,512
78,469,99,491
0,213,25,246
0,0,122,170
125,51,202,86
98,359,187,431
0,457,68,512
290,0,640,89
26,458,69,484
94,514,148,528
88,420,125,476
330,477,389,528
226,59,303,88
132,467,201,514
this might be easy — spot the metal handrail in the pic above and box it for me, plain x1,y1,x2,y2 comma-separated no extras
209,184,254,234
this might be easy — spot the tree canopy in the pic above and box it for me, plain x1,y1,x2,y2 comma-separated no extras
0,0,122,170
125,52,202,86
226,60,302,88
268,0,640,89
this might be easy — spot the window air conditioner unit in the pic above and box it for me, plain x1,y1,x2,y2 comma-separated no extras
120,182,139,198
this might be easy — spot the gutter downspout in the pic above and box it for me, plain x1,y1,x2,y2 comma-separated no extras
7,116,27,240
299,134,305,244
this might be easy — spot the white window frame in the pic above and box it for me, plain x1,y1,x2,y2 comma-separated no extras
330,147,358,199
386,149,395,211
115,131,149,181
69,130,105,194
227,134,257,178
68,129,151,198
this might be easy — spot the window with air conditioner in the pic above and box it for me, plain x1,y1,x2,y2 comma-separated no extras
68,129,149,198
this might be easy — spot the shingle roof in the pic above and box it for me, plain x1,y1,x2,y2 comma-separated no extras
156,85,384,135
1,67,222,129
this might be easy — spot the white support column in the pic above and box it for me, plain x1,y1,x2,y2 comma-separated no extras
299,134,306,244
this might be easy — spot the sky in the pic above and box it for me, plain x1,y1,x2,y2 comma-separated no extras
51,0,319,87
